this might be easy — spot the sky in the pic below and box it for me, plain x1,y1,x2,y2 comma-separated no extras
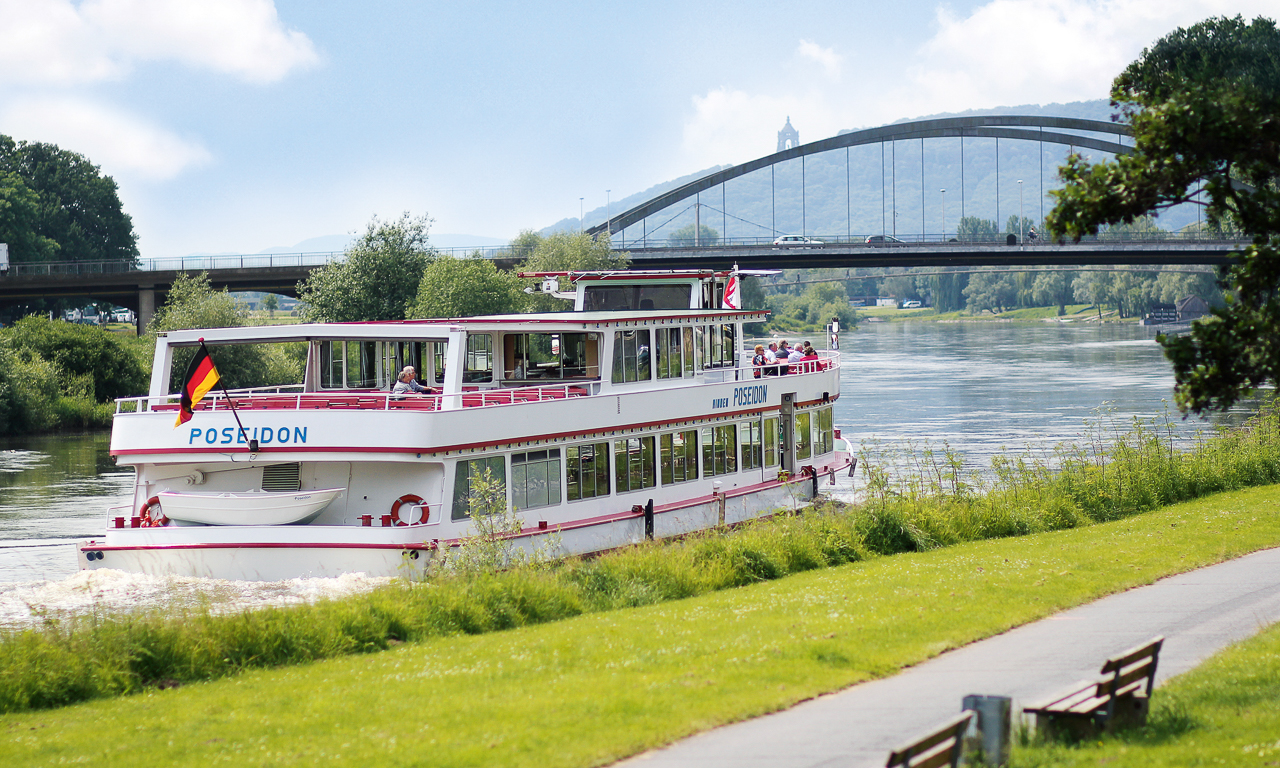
0,0,1274,257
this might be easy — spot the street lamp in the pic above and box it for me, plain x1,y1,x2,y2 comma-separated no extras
1017,180,1024,246
606,190,611,238
940,189,946,241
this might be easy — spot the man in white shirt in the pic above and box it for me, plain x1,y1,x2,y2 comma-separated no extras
764,342,780,376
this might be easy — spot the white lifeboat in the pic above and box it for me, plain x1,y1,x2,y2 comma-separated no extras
155,488,345,526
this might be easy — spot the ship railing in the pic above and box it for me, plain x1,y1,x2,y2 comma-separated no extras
731,349,841,378
115,381,596,414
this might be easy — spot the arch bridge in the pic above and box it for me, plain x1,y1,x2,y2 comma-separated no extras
589,114,1135,245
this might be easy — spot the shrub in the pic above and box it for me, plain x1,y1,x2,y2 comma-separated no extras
5,316,148,401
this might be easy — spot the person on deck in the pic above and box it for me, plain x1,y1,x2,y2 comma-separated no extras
778,340,793,374
764,342,781,376
393,366,433,395
752,344,767,378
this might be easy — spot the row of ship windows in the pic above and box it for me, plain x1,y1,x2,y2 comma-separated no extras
451,408,834,519
315,325,741,391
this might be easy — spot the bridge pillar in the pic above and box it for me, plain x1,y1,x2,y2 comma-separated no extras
138,287,155,336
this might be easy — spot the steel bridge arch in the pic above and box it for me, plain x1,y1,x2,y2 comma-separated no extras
587,115,1132,238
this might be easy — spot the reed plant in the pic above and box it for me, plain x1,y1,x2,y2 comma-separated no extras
2,403,1280,715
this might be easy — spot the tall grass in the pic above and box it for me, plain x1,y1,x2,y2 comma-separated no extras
855,404,1280,549
3,404,1280,714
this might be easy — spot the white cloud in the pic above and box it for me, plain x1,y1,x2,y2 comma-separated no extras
0,0,319,86
903,0,1280,115
797,40,842,79
1,97,212,181
678,0,1280,172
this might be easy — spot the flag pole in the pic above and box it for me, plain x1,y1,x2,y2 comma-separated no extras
200,338,258,452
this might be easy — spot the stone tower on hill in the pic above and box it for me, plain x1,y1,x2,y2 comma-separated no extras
777,117,799,152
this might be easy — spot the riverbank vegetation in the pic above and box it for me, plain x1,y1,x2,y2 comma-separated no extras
2,404,1280,716
0,316,148,433
3,486,1279,766
0,273,303,435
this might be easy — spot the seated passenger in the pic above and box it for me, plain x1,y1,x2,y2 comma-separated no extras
752,344,767,379
764,342,781,376
392,366,434,395
785,343,805,373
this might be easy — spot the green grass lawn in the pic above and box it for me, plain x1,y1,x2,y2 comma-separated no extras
1014,619,1280,766
3,485,1279,767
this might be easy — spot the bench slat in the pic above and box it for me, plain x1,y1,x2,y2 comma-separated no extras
885,711,972,767
1099,659,1157,696
1065,695,1109,715
1100,637,1163,673
1023,679,1102,714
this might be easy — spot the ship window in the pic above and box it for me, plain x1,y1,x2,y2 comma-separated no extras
764,416,779,467
452,456,506,520
654,327,687,379
660,430,698,485
320,341,342,388
740,420,763,470
318,341,383,389
700,424,737,477
584,284,692,311
566,442,610,501
512,449,561,511
614,436,656,493
693,324,736,371
795,411,812,460
610,329,651,384
432,342,447,385
465,334,493,383
720,324,736,367
347,341,379,388
682,327,695,376
504,332,600,381
389,341,429,387
814,407,834,455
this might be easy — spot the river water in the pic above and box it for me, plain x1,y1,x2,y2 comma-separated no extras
0,321,1222,626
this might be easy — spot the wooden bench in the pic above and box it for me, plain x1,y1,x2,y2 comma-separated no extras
885,710,974,768
1022,635,1163,738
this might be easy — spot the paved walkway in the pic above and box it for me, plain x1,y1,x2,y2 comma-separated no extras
619,547,1280,768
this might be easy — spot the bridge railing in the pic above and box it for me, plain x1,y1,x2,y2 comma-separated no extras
3,232,1249,278
3,245,537,277
615,231,1249,249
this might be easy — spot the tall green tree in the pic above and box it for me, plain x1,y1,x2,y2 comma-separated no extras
152,273,297,391
0,170,58,262
1046,16,1280,412
517,231,629,311
1032,270,1076,316
955,216,999,241
964,271,1016,314
0,136,137,264
410,254,528,318
298,213,435,322
668,223,719,247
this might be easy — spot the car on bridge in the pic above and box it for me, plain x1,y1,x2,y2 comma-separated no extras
865,235,905,245
773,235,823,247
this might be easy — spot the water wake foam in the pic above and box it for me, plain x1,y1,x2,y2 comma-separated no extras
0,569,393,630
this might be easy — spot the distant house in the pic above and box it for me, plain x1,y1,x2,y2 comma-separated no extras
1176,295,1209,322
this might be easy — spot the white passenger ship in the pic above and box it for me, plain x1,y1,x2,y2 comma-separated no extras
81,270,851,580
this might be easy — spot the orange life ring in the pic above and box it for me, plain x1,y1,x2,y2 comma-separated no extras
390,494,428,525
139,496,168,527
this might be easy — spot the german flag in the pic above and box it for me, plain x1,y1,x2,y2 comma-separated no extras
174,346,221,427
